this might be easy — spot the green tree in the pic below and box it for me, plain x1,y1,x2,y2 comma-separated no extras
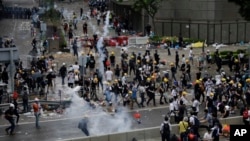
119,0,164,34
228,0,250,20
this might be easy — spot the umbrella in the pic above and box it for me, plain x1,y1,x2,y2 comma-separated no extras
78,118,90,136
32,72,42,80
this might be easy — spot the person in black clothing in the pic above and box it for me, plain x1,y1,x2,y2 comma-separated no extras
175,51,179,69
13,99,20,124
178,100,186,122
216,56,222,72
109,52,115,67
5,104,16,135
146,83,156,106
154,50,160,65
2,67,9,84
59,63,67,85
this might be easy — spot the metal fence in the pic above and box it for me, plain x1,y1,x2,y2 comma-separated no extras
155,20,250,44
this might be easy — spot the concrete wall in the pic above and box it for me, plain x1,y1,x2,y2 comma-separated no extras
64,116,243,141
157,0,242,21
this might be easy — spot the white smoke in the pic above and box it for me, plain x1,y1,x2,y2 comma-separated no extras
64,86,132,136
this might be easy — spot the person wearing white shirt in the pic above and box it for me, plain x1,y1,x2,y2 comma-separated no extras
192,98,200,113
72,62,80,72
189,47,194,65
203,128,213,141
171,86,178,99
105,67,113,82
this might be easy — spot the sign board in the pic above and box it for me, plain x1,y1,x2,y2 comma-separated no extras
128,37,148,46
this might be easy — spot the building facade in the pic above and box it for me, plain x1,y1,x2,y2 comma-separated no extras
111,0,250,44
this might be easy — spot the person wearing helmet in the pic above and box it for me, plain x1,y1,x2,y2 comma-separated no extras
4,103,16,135
109,52,116,67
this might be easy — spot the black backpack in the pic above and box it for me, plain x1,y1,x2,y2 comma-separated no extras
162,123,170,135
194,117,200,127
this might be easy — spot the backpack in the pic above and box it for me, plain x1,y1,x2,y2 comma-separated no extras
162,123,170,135
243,110,249,119
193,117,200,127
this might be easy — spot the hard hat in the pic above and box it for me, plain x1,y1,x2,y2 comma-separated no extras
221,78,226,82
49,69,53,72
199,78,203,81
93,78,98,83
170,63,174,66
114,79,118,82
234,59,239,63
210,93,214,97
164,78,168,82
229,80,234,84
62,62,66,66
182,91,187,96
74,70,79,74
185,60,189,63
111,52,114,54
195,80,200,83
9,103,15,108
225,105,230,110
131,55,134,58
151,75,155,79
246,78,250,83
31,71,35,74
153,61,157,64
128,91,132,94
238,83,242,87
137,60,140,63
34,98,39,101
147,78,151,81
124,73,127,76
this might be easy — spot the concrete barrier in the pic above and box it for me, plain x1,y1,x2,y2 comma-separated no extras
62,116,243,141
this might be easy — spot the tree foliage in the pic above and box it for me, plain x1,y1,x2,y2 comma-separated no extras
132,0,163,19
228,0,250,21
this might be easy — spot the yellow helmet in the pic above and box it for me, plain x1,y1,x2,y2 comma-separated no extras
124,73,127,76
195,80,200,84
210,93,214,97
170,63,174,66
74,70,79,74
234,59,239,63
147,78,151,81
229,80,234,84
238,83,242,87
151,75,155,79
111,52,114,54
182,91,187,96
164,78,168,82
93,78,98,83
185,60,189,63
31,71,35,74
221,78,226,82
199,78,203,82
153,61,157,64
137,60,140,63
246,78,250,83
114,79,118,82
128,91,132,94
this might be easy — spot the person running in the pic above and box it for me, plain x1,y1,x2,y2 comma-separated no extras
5,104,16,135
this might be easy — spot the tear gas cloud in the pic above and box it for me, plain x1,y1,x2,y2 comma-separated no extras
64,86,133,136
